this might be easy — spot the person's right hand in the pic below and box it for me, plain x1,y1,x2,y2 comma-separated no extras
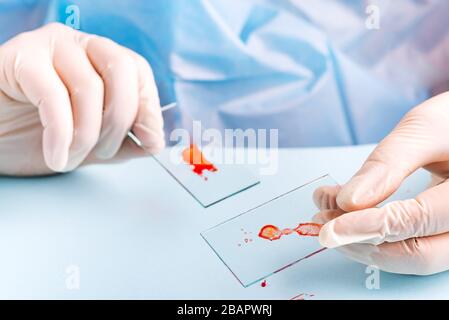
313,91,449,275
0,23,165,176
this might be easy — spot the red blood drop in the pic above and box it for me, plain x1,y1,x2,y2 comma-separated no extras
258,225,282,241
261,280,267,287
259,222,322,241
182,144,218,178
295,223,322,236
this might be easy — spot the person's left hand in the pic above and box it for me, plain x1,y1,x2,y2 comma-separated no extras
313,173,449,275
313,92,449,275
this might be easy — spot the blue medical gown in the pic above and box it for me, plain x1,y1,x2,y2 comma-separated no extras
1,0,448,147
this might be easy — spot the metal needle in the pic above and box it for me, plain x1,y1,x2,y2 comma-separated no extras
127,102,177,147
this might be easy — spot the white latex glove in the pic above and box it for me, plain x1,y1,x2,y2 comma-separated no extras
0,23,164,176
313,91,449,275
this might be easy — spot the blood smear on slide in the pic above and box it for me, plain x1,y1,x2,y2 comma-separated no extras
291,293,315,300
258,223,322,241
182,144,217,180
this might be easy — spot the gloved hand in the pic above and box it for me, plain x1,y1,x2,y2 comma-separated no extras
0,23,164,176
313,91,449,275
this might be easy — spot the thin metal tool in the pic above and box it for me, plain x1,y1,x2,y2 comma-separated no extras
127,102,177,147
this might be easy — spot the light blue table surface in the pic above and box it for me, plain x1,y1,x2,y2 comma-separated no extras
0,144,447,299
